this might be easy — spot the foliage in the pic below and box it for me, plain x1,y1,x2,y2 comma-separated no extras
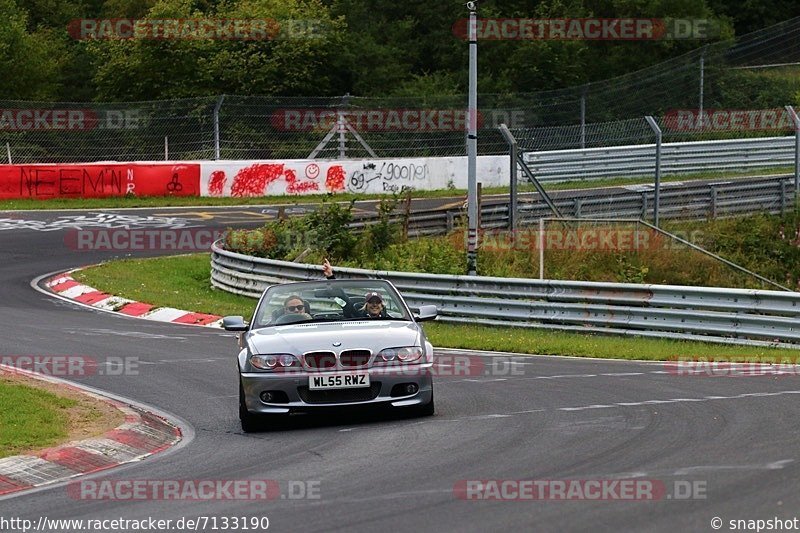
0,0,66,99
4,0,795,102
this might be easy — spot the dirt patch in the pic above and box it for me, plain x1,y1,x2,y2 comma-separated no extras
0,370,124,456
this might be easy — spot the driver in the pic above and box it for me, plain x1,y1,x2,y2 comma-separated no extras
271,294,311,323
322,259,389,319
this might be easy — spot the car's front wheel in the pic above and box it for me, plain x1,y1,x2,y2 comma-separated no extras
413,388,435,417
239,379,263,433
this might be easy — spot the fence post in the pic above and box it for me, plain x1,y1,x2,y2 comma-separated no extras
709,186,717,219
699,47,706,121
580,85,587,148
786,106,800,195
5,143,10,164
645,116,662,226
213,95,225,160
164,136,169,161
498,124,518,232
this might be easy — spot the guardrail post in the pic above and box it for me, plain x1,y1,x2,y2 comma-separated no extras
574,198,582,218
645,116,662,227
709,186,717,219
780,180,787,215
641,192,648,219
498,123,518,232
213,95,225,160
446,211,455,232
786,106,800,194
538,218,546,280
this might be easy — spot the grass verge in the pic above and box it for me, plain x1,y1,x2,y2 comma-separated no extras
72,253,800,361
0,372,123,458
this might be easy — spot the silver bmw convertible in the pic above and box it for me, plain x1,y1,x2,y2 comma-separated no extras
223,278,438,431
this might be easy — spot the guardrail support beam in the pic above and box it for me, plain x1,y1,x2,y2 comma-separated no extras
498,124,519,232
786,106,800,194
645,116,662,227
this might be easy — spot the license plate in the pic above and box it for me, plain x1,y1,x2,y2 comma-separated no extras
309,373,370,390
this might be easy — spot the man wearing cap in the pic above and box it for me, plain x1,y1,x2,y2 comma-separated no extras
322,259,388,319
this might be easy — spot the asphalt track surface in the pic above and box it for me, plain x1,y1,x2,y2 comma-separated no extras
2,203,800,532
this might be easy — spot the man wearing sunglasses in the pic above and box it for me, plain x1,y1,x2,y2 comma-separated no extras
269,294,311,324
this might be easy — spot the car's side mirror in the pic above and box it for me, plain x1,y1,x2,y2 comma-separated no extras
414,305,438,322
222,316,249,331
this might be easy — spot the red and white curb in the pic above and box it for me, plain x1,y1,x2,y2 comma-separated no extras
44,271,223,328
0,367,183,497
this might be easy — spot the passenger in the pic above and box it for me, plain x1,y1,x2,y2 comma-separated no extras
322,259,389,319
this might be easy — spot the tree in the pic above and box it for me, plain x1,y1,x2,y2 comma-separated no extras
0,0,65,100
87,0,346,100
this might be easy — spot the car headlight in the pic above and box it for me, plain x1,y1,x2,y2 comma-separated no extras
250,354,299,371
377,346,423,364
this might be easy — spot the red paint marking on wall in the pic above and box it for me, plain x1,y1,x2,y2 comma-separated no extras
284,168,319,194
230,164,284,197
325,165,345,192
208,170,226,196
230,164,318,197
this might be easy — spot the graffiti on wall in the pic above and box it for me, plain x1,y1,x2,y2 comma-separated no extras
199,156,507,197
207,163,322,197
0,164,199,199
348,162,429,193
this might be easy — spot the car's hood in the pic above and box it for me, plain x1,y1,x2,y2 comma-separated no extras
247,320,422,355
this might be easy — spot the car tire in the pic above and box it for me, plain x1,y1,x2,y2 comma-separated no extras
239,379,262,433
414,388,435,417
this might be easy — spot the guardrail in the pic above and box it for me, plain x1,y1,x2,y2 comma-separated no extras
524,136,796,181
211,241,800,348
356,175,797,237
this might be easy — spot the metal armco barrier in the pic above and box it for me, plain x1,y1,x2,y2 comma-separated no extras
211,242,800,348
352,175,796,237
525,136,795,181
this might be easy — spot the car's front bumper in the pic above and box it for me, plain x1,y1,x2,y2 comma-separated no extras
240,364,433,414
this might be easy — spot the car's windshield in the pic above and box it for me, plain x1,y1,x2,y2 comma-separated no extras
252,280,411,328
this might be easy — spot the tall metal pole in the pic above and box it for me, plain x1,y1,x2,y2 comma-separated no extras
466,3,479,275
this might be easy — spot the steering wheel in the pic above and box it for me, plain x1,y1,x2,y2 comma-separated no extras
274,313,311,325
